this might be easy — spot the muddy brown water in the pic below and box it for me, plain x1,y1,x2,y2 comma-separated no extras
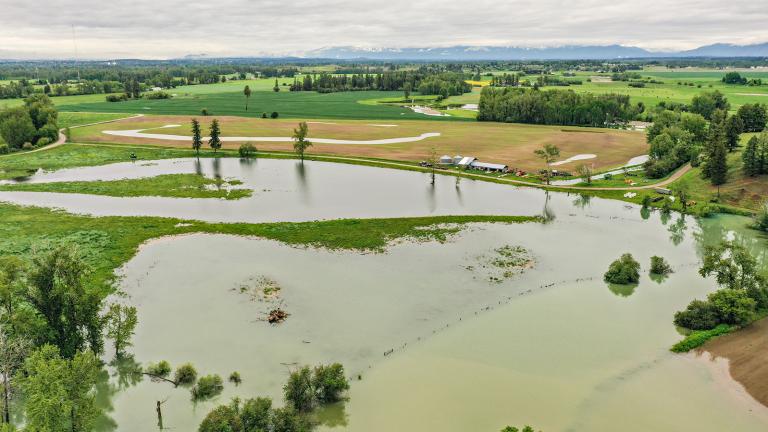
1,158,767,431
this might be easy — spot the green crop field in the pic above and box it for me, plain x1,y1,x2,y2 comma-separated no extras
56,90,466,121
552,69,768,110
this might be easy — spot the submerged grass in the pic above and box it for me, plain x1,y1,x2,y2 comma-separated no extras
670,324,734,353
0,202,538,294
0,173,252,200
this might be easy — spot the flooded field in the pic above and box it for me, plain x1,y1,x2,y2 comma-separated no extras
1,158,766,431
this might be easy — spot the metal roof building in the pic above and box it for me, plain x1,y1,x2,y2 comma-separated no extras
470,161,509,173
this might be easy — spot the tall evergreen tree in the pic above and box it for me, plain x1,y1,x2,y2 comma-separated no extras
191,118,202,155
208,119,222,153
725,115,744,152
702,109,727,179
710,138,728,186
743,136,760,176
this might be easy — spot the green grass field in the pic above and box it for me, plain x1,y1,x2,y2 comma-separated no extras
555,69,768,111
56,90,464,121
58,112,132,129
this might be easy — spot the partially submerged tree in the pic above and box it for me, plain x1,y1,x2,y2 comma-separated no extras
603,253,640,285
25,245,103,358
649,256,673,276
292,122,312,161
534,144,560,185
0,330,29,424
20,345,100,432
104,303,138,358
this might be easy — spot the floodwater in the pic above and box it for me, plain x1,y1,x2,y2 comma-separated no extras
2,158,767,431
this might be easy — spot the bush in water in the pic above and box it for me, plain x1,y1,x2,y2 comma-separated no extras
604,253,640,285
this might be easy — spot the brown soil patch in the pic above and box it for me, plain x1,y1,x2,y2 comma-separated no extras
703,317,768,407
72,115,648,172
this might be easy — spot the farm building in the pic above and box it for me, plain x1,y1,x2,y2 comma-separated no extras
439,155,454,165
454,156,509,173
470,161,509,173
457,156,476,168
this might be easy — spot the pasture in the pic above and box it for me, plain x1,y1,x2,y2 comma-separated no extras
71,114,648,172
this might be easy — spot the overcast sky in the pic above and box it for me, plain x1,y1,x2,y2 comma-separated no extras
1,0,767,59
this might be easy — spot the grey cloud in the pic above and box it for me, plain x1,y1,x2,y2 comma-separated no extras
0,0,766,58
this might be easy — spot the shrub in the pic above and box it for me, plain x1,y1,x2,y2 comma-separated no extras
641,195,652,208
674,299,720,330
228,371,242,385
35,123,59,143
146,360,172,377
270,111,279,119
261,112,267,119
603,253,640,285
238,143,257,158
201,108,210,116
106,94,127,102
671,324,733,353
312,363,349,403
35,137,51,147
708,289,756,326
649,256,673,275
0,144,8,154
192,374,224,400
21,142,33,150
754,203,768,232
143,91,170,100
174,363,197,385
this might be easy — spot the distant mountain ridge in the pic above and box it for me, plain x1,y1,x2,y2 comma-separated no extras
304,42,768,60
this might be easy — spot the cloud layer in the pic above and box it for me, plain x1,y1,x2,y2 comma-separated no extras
1,0,767,59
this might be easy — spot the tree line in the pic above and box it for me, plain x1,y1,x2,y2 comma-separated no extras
644,91,767,183
288,71,471,96
477,87,640,127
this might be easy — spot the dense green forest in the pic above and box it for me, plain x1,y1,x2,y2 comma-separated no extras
477,87,640,127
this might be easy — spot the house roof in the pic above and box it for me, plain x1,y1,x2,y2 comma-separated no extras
458,156,476,166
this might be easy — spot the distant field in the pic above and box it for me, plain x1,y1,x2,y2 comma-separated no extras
560,70,768,110
71,114,648,172
58,112,131,129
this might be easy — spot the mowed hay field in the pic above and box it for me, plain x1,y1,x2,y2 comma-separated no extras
73,115,648,172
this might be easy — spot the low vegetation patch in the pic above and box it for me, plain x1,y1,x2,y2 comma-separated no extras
0,202,538,293
671,324,734,353
467,244,534,283
0,173,252,200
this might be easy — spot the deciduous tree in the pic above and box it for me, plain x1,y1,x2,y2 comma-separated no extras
534,144,560,185
292,122,312,161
